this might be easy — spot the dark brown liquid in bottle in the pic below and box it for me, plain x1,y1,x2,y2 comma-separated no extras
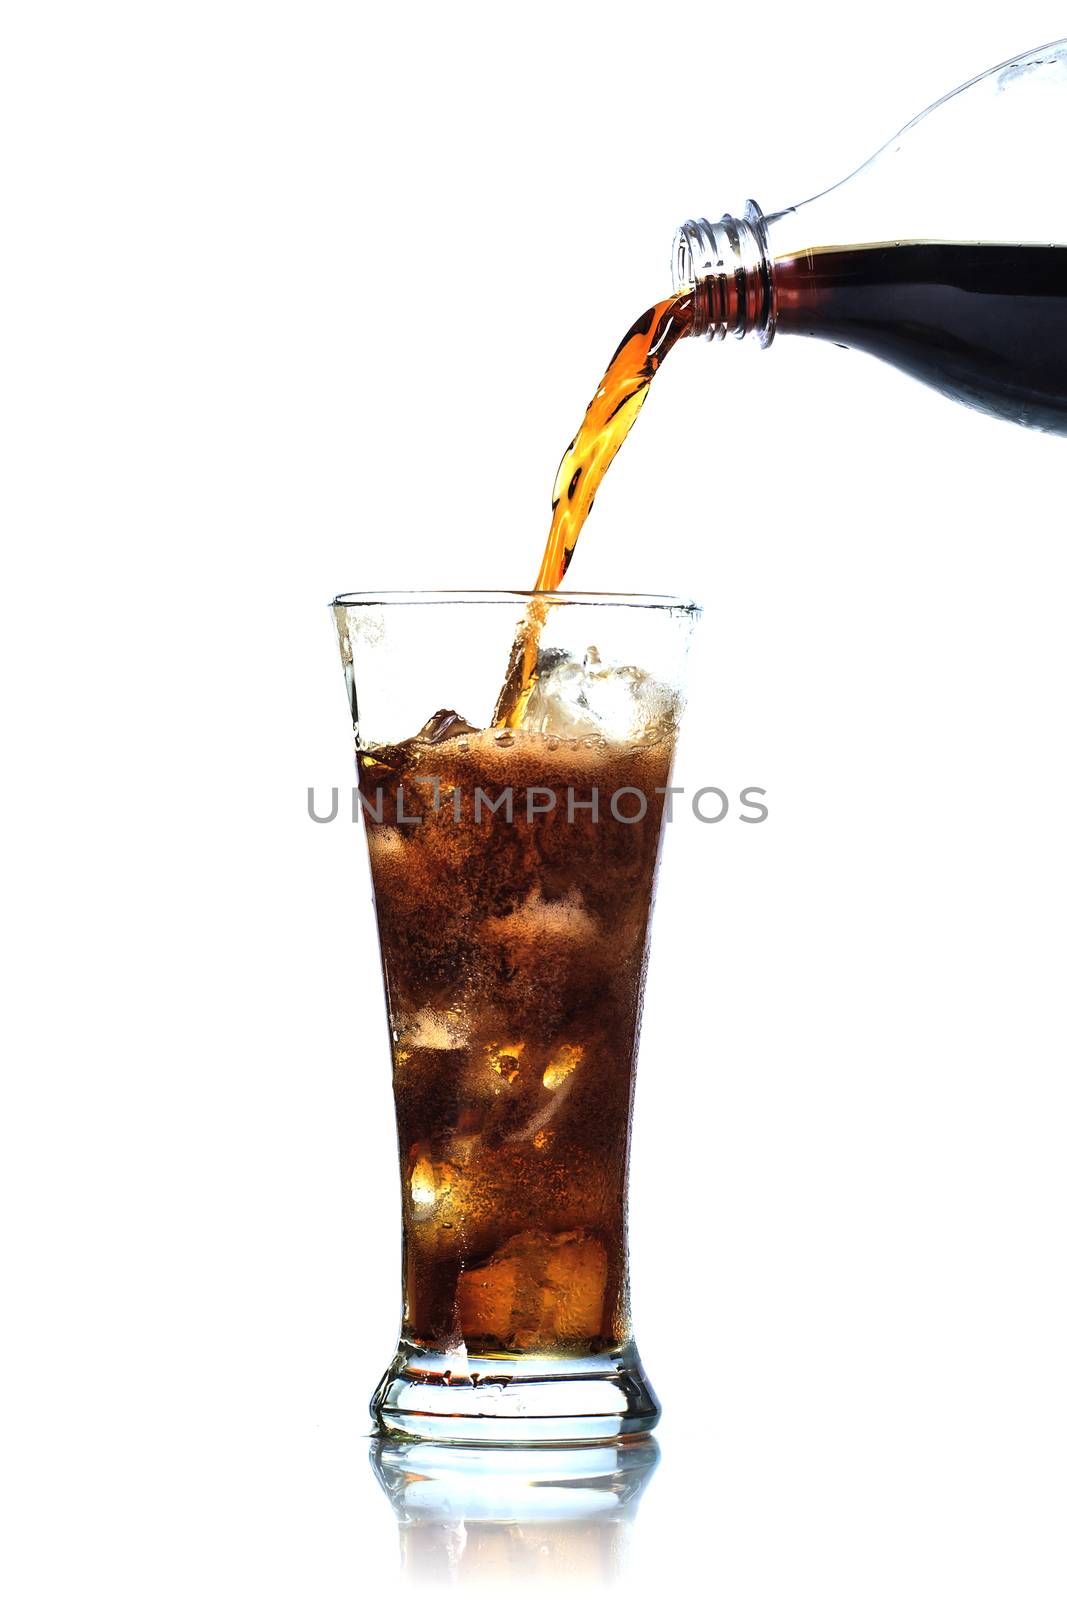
774,242,1067,434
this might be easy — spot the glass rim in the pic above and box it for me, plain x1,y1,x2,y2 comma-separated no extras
331,589,702,612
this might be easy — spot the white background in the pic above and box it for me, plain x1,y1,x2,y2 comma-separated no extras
4,4,1067,1594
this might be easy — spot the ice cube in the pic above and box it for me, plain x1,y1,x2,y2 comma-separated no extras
456,1229,608,1349
520,651,601,739
484,1041,525,1085
415,708,480,745
486,888,595,945
542,1043,583,1090
397,1007,469,1049
365,825,406,864
408,1147,459,1219
520,648,671,741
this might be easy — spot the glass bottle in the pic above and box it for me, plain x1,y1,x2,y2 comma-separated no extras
672,39,1067,433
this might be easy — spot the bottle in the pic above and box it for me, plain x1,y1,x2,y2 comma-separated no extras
672,40,1067,433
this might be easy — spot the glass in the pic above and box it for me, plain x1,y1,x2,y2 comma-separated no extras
332,592,699,1442
671,39,1067,431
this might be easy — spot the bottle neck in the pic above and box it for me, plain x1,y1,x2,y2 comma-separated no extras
672,200,777,345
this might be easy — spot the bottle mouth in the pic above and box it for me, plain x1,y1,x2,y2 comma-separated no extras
671,218,721,337
671,223,699,292
670,206,776,346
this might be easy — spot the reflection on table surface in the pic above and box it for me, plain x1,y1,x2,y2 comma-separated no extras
369,1434,660,1587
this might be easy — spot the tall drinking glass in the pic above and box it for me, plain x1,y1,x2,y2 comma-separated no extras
332,592,699,1443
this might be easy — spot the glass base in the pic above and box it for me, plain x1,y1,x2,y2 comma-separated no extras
370,1339,661,1445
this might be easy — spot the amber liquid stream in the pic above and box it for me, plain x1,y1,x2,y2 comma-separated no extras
492,292,694,726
